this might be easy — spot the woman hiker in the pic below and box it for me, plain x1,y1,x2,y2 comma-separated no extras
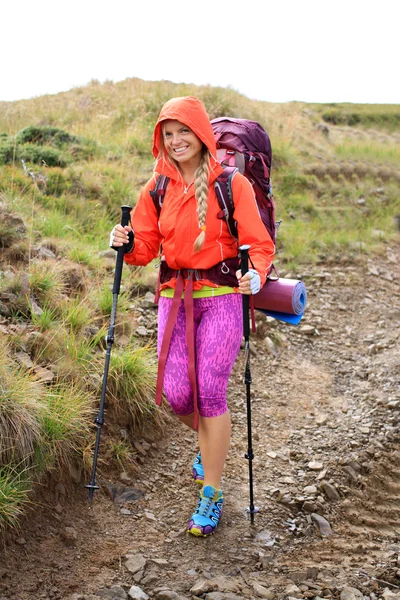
110,96,274,536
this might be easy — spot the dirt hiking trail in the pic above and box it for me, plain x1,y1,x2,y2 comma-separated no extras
1,243,400,600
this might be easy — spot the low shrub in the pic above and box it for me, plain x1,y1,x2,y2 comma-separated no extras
17,144,68,167
0,143,69,167
0,141,18,165
0,127,99,169
16,126,80,147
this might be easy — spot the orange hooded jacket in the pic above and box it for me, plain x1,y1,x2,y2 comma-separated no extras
124,96,275,290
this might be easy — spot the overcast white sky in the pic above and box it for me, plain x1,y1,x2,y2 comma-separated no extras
1,0,398,105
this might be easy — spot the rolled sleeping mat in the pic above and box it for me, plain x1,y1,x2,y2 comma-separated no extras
253,278,307,324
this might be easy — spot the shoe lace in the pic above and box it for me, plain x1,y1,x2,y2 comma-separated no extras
196,495,213,517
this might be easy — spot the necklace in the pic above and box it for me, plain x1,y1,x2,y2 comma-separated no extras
183,181,194,194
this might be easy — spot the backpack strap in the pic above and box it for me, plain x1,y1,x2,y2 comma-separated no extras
150,175,170,305
248,152,270,179
150,175,170,216
214,166,238,239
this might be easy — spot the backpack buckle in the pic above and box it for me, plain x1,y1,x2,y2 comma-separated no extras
178,269,194,281
194,270,204,281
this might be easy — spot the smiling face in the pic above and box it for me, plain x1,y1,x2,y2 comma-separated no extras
162,119,203,173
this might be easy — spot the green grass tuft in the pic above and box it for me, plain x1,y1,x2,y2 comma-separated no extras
96,342,161,435
0,345,44,467
0,465,32,530
38,383,93,470
28,260,66,305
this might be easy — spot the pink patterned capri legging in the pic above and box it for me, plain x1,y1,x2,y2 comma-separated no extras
157,294,243,418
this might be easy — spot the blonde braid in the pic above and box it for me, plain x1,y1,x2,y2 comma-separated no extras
193,150,210,253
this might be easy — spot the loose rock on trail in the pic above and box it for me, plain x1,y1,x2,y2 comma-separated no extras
1,244,399,600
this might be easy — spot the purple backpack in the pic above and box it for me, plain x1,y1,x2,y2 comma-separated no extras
211,117,276,243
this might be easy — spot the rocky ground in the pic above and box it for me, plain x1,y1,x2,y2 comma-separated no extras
1,242,399,600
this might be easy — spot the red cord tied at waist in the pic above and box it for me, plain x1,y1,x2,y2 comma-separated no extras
155,270,200,430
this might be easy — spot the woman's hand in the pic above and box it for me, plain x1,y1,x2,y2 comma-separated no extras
236,269,261,295
109,225,134,252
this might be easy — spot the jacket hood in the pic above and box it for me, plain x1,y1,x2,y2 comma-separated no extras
152,96,220,178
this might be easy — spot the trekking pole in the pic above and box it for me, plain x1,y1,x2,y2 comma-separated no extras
239,244,259,525
86,205,133,504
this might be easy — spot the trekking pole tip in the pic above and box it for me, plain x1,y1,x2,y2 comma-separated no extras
84,482,100,504
246,505,260,525
246,505,260,514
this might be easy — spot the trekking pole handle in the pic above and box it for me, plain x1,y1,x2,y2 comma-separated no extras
240,245,250,338
240,244,250,276
121,204,133,227
113,205,133,295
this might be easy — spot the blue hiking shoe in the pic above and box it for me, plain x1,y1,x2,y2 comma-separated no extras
187,485,223,537
192,451,204,485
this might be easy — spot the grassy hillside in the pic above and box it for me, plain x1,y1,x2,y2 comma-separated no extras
0,78,399,531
